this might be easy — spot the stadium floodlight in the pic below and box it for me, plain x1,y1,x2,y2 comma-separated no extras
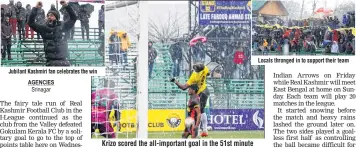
136,1,148,139
105,1,138,11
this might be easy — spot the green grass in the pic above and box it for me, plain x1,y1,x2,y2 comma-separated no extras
92,131,264,139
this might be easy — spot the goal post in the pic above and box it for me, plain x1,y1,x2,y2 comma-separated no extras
136,1,149,139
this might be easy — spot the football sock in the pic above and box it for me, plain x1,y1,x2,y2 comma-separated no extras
201,113,208,132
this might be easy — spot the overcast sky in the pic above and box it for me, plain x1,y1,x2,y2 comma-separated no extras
105,1,190,43
105,2,139,42
1,0,103,28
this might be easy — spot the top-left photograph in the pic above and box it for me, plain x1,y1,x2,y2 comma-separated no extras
0,0,105,67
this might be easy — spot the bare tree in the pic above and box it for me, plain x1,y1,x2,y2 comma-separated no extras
148,10,188,43
312,0,318,16
282,1,302,19
106,4,140,42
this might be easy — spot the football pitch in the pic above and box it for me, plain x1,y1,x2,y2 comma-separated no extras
93,131,264,139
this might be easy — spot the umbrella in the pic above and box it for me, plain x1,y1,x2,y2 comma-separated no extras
81,3,94,15
315,8,333,13
189,36,207,47
314,8,333,17
60,2,80,14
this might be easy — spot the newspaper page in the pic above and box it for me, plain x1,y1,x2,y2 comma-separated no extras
0,0,355,148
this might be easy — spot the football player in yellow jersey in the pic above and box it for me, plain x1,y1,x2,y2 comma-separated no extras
170,63,210,137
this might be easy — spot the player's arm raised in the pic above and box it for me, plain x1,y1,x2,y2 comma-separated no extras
171,78,190,90
170,71,197,90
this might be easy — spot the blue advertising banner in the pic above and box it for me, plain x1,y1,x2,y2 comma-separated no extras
199,0,251,25
208,109,264,130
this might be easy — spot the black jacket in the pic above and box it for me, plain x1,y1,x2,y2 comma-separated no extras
79,8,90,23
28,5,77,61
25,7,31,23
16,5,26,21
148,47,157,63
35,8,45,24
169,43,183,61
1,21,12,44
6,3,17,18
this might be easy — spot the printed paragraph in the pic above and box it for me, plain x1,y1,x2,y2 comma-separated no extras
0,100,83,147
272,72,356,148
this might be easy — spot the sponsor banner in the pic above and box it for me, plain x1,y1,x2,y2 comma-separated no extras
119,109,185,132
68,0,104,3
208,109,264,130
199,0,251,25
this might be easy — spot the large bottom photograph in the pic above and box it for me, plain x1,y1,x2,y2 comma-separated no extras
90,42,265,139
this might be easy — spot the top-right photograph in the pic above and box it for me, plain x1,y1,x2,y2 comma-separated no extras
252,0,355,56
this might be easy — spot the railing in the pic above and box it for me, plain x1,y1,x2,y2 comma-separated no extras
1,27,104,66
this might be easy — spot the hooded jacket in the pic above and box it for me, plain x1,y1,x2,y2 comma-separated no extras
118,31,131,51
28,4,77,62
1,20,12,44
15,1,26,21
6,1,17,18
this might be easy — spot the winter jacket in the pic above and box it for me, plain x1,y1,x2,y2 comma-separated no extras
332,30,339,42
79,8,89,23
62,11,70,21
28,4,77,63
16,3,26,21
25,6,31,23
343,15,348,25
6,3,17,18
35,8,45,24
118,31,131,51
1,21,12,44
148,47,157,63
98,9,104,22
109,33,120,53
60,6,71,21
169,43,182,61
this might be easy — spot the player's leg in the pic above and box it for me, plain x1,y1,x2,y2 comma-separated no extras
114,109,121,132
199,89,210,137
98,123,113,138
182,127,190,139
2,44,6,59
191,125,199,139
91,123,96,136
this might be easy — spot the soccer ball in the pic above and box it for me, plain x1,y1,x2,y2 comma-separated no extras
185,117,195,128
